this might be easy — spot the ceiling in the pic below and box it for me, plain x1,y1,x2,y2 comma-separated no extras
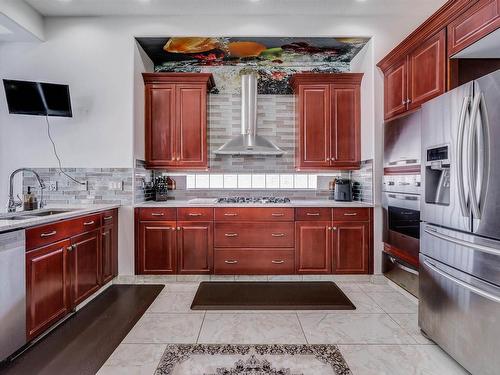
25,0,446,17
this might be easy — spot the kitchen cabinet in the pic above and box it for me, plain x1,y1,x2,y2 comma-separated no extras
214,249,295,275
291,73,362,170
332,221,370,274
382,30,446,121
177,221,213,274
295,222,332,274
70,229,101,306
26,239,71,340
25,208,118,340
448,0,500,56
143,73,214,170
137,221,177,274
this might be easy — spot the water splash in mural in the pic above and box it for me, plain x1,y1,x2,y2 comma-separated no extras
136,37,369,94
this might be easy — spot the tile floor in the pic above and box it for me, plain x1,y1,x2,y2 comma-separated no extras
97,280,469,375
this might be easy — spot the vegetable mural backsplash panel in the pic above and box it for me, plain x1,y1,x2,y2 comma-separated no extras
136,37,369,94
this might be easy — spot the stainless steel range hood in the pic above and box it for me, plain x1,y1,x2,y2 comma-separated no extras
214,74,285,156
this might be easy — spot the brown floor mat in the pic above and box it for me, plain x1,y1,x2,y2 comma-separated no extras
191,281,355,310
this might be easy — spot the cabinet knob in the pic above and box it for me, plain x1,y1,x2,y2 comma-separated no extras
333,227,337,231
171,227,176,231
177,227,181,231
176,157,180,161
224,260,238,264
327,157,331,161
328,227,332,230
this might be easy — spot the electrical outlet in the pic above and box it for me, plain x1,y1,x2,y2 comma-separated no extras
46,181,58,191
108,181,124,190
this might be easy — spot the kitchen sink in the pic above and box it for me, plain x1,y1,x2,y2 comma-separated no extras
1,209,77,221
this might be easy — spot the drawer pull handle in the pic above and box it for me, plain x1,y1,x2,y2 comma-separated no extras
306,213,320,216
151,213,165,217
271,213,284,217
40,231,57,238
104,216,113,221
84,220,95,226
271,233,285,237
272,260,285,264
343,213,358,216
224,213,238,216
188,213,202,216
225,233,238,237
224,260,238,264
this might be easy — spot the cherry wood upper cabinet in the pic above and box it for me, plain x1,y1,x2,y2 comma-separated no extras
332,221,370,274
26,239,71,340
295,221,332,274
137,221,177,274
177,221,213,274
291,73,363,171
384,59,408,121
143,73,214,170
408,29,447,109
448,0,500,56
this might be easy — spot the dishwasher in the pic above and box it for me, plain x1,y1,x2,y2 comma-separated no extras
0,230,26,361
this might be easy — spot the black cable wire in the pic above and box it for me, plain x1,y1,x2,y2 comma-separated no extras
45,115,86,186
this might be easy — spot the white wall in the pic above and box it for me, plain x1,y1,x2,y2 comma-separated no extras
0,0,44,41
0,10,443,274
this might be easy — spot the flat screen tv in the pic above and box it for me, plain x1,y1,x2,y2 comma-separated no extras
3,79,72,117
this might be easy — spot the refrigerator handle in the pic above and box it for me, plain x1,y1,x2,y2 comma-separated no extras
468,93,482,219
423,259,500,304
457,96,470,217
478,93,490,216
424,227,500,257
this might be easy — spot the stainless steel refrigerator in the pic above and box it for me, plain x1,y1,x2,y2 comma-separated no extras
420,69,500,375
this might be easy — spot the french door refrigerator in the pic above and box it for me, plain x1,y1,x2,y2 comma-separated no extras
419,69,500,375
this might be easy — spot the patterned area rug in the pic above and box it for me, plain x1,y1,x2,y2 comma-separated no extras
155,344,351,375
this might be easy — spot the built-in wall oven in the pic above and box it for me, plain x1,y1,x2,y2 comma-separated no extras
382,110,421,296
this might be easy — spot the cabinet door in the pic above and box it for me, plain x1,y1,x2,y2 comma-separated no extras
384,59,408,120
145,84,176,168
295,221,331,274
138,221,177,274
330,84,361,169
448,0,500,56
71,229,101,306
296,84,331,169
332,222,370,274
176,85,208,168
26,239,71,340
100,224,116,285
177,221,213,274
408,29,446,109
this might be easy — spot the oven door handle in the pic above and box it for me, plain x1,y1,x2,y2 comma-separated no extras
424,228,500,257
423,259,500,304
387,255,418,275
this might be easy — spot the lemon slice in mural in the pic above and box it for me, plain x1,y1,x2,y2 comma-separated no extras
163,37,220,54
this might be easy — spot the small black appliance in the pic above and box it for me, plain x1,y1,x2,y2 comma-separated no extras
334,179,352,202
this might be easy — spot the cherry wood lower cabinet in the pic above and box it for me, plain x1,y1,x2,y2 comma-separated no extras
295,222,332,274
177,221,213,274
137,221,177,274
332,221,370,274
214,249,295,275
25,209,119,341
26,239,71,340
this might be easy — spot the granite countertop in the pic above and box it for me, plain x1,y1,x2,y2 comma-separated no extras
135,199,374,208
0,204,121,233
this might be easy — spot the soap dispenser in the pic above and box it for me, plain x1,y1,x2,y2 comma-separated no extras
23,186,39,211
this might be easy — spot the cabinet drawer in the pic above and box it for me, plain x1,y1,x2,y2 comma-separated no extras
177,207,214,221
74,214,101,233
295,208,332,221
139,208,176,221
215,222,295,248
26,219,78,250
101,209,117,226
215,208,294,221
333,208,370,221
214,249,295,275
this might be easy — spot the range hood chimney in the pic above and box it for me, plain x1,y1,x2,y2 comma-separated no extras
214,74,285,156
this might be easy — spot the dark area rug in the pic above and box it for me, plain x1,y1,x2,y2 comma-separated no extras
155,343,352,375
0,284,163,375
191,281,356,310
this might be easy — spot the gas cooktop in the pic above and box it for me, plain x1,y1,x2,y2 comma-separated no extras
216,196,291,204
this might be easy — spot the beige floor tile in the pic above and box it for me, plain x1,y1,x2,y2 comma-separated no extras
198,313,306,344
339,344,468,375
298,313,416,344
147,292,198,313
389,313,433,344
97,343,166,375
368,292,418,314
123,313,204,344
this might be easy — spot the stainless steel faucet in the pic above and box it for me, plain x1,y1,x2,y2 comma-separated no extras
8,169,46,213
